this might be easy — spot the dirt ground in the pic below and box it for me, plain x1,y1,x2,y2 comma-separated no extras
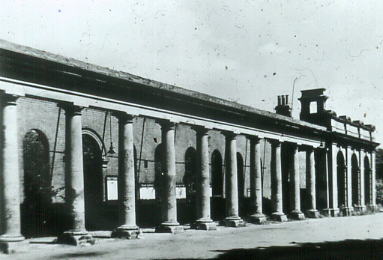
2,213,383,260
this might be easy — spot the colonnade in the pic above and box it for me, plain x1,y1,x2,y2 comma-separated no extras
0,95,377,246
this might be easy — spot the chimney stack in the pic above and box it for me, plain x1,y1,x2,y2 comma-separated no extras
275,95,291,117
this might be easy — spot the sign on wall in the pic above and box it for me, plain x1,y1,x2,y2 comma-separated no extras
106,176,118,201
176,185,187,199
140,184,156,200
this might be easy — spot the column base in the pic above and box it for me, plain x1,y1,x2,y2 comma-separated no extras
111,225,141,239
0,240,29,254
353,206,367,213
289,211,305,220
271,212,287,222
340,207,353,216
155,222,184,234
57,230,95,246
222,216,246,227
248,213,267,224
367,205,378,212
321,208,339,217
0,234,26,254
0,234,25,243
191,219,217,231
305,209,320,218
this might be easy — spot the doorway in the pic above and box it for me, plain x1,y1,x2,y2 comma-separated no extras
351,154,359,207
211,150,225,221
337,151,346,209
82,133,104,230
237,153,246,217
22,130,53,237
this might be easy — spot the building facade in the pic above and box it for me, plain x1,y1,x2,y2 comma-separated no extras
0,40,379,246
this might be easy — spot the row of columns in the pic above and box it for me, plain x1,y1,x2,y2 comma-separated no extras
326,145,377,217
341,147,376,215
0,95,378,246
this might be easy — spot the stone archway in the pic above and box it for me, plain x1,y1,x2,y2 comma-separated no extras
22,129,53,238
211,150,225,221
153,144,164,226
237,152,245,217
82,133,104,231
364,156,371,206
351,154,359,207
179,147,197,224
337,151,346,209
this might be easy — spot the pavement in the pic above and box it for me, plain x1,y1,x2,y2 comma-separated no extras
1,213,383,259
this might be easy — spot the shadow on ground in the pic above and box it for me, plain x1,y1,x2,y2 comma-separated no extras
154,238,383,260
52,251,109,259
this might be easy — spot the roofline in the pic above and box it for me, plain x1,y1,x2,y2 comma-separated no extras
0,39,328,133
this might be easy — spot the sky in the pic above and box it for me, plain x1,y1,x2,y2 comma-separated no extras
1,0,383,144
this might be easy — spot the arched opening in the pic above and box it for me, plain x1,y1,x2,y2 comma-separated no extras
152,144,164,226
237,153,245,217
22,130,53,238
364,156,371,205
281,144,292,214
211,150,225,221
351,154,359,207
178,147,197,224
337,151,346,209
82,133,104,231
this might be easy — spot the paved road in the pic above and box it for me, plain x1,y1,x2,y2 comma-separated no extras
3,213,383,259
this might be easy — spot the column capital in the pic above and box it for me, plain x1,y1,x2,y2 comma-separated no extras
290,142,299,150
1,93,19,105
299,144,315,152
247,135,261,143
58,102,84,115
113,111,135,123
192,125,211,135
157,119,176,130
222,130,238,139
267,138,281,147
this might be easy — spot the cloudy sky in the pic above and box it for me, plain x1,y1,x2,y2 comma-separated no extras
1,0,383,144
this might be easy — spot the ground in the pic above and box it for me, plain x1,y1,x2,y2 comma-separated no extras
2,213,383,259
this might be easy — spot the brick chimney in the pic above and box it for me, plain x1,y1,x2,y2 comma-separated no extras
275,95,291,117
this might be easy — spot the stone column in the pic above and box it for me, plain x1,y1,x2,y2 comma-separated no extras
290,144,305,220
358,150,366,212
155,120,183,233
193,127,216,230
306,148,320,218
270,139,287,222
223,132,244,227
321,147,332,217
112,113,140,239
344,146,353,216
59,104,94,246
327,145,339,217
0,94,25,248
371,151,377,211
248,137,266,224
